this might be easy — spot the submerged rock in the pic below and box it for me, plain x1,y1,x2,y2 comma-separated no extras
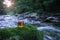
44,17,60,22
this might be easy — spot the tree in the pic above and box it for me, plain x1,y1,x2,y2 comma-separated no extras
13,0,54,14
0,0,6,15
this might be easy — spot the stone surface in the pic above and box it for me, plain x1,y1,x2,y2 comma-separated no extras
44,17,60,22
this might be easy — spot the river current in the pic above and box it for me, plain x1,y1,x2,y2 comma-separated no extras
0,13,60,40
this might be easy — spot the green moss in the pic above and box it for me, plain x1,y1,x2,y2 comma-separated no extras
0,24,44,40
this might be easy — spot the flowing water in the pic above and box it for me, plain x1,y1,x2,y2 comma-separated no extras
0,13,60,40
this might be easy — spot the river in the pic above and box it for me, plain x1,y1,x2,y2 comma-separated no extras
0,13,60,40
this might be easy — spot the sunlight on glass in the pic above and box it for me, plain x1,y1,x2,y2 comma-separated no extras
3,0,14,7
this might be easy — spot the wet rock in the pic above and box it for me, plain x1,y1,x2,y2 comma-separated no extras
44,17,60,22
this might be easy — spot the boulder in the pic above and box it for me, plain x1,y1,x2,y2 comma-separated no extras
44,17,60,22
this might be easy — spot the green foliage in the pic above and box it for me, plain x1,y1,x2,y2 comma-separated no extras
12,0,54,14
0,24,44,40
0,29,11,40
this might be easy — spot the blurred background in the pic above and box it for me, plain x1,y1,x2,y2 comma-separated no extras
0,0,60,16
0,0,60,40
